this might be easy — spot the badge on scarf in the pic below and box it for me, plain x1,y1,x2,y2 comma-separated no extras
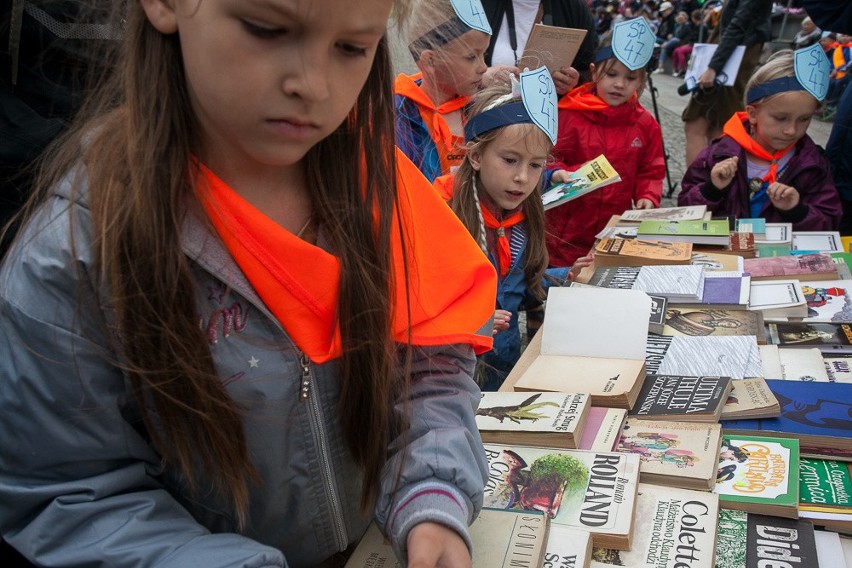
451,0,492,35
519,66,558,145
794,44,831,101
610,18,656,71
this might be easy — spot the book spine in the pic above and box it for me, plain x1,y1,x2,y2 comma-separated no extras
645,336,674,376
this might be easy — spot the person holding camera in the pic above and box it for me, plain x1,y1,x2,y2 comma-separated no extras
681,0,772,167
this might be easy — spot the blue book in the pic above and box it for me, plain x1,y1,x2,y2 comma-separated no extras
722,380,852,460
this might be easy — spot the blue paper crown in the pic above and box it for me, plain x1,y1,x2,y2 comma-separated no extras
609,18,656,71
746,45,831,103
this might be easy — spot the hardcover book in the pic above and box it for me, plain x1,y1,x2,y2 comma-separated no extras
765,322,852,353
510,287,650,409
476,392,591,449
344,508,549,568
590,484,719,568
719,377,780,420
482,445,640,549
544,526,592,568
541,154,621,211
629,374,733,422
637,219,731,246
619,205,708,223
721,379,852,460
713,434,800,518
645,335,764,380
588,265,706,302
577,407,628,452
747,280,808,318
714,509,818,568
594,238,692,267
661,308,763,341
617,418,723,491
742,253,838,282
791,230,844,253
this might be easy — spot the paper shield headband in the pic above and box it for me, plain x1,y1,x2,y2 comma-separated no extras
464,67,557,145
746,45,831,103
408,0,491,60
596,18,656,71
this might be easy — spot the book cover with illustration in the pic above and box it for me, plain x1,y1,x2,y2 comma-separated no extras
630,374,732,422
662,308,762,340
714,509,818,568
690,251,744,272
722,380,852,459
543,526,592,568
645,335,764,380
588,265,705,302
617,418,722,491
482,444,640,550
344,508,549,568
796,280,852,323
594,238,692,267
765,322,852,353
542,154,621,211
743,254,838,282
619,205,707,223
476,392,590,449
713,434,799,518
799,457,852,515
590,484,719,568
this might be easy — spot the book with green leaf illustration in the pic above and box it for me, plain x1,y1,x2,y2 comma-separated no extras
476,392,590,449
541,154,621,211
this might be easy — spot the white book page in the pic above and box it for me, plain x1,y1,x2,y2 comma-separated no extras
541,287,650,360
758,344,783,379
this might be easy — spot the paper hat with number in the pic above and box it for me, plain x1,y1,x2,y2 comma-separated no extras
408,0,491,59
464,67,558,145
595,18,656,71
746,44,831,103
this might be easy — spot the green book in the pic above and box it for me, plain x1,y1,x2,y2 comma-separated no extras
755,243,792,258
799,457,852,513
713,434,799,519
637,220,731,245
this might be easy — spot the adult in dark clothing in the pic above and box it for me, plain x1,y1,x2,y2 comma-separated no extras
681,0,772,167
481,0,599,86
655,2,676,45
802,0,852,233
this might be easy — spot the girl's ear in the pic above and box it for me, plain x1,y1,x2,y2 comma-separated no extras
745,104,759,126
141,0,179,34
589,63,598,83
468,150,482,172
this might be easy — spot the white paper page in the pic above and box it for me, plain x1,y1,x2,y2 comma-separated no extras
541,287,651,360
758,344,783,379
685,43,745,88
778,347,831,381
815,531,848,568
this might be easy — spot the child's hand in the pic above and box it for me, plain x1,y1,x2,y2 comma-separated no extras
482,65,520,89
568,253,595,280
710,156,738,189
552,66,580,96
407,522,471,568
767,182,801,211
493,309,512,334
634,199,655,209
550,169,574,184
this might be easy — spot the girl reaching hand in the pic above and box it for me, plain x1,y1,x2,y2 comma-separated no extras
0,1,497,567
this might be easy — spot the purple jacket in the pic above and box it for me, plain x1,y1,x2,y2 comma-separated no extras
678,133,842,230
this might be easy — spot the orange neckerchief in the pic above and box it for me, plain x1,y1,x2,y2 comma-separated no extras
480,205,525,276
833,44,852,79
557,82,637,111
722,112,796,184
395,73,468,173
198,150,496,363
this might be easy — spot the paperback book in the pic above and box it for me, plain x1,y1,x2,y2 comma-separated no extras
544,526,592,568
685,271,751,309
755,222,792,245
719,377,780,420
476,392,591,449
577,407,627,452
619,205,708,223
593,238,692,267
518,23,587,74
823,355,852,383
777,347,831,381
735,218,766,238
661,308,763,340
629,374,732,422
344,508,549,568
742,253,838,282
541,154,621,211
617,418,723,491
482,445,640,549
798,280,852,323
799,457,852,516
791,230,844,253
587,265,706,302
690,251,744,272
645,335,764,380
713,434,800,518
637,219,731,246
648,295,668,335
714,509,818,568
747,280,808,318
765,322,852,353
591,484,719,568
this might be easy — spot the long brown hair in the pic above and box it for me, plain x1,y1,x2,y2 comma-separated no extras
451,86,550,300
7,0,406,524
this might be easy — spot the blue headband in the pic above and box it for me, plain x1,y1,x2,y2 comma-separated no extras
464,102,532,142
746,76,807,104
594,46,614,65
408,17,470,60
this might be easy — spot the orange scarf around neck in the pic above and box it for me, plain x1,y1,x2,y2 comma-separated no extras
198,150,496,363
480,205,525,276
557,82,637,111
722,112,796,184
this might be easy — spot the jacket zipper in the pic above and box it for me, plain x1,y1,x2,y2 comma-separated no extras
299,351,348,551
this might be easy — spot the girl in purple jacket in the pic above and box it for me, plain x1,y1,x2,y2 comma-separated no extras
679,49,842,230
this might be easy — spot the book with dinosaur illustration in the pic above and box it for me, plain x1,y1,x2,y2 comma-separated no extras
476,392,590,449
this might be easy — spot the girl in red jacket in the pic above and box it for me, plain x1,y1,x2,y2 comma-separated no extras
546,22,666,266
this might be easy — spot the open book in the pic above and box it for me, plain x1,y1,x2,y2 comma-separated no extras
541,154,621,210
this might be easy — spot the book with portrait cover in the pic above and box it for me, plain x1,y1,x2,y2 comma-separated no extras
714,509,818,568
765,322,852,353
344,508,549,568
661,308,763,341
617,418,723,491
629,374,732,422
476,392,590,449
590,484,719,568
713,434,799,518
482,444,640,550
